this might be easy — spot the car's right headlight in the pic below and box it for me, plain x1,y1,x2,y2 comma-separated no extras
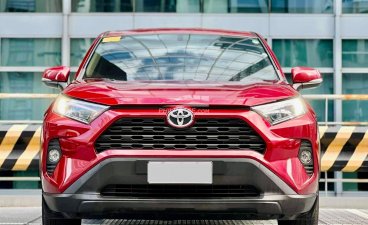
252,97,306,125
53,95,108,124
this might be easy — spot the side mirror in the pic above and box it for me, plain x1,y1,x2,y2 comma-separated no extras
291,67,322,91
42,66,70,90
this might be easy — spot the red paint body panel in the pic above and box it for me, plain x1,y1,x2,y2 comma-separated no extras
64,80,295,106
291,67,322,83
41,108,319,195
41,29,320,199
42,66,70,82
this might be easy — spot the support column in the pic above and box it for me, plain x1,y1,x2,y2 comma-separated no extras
334,0,343,196
61,0,71,67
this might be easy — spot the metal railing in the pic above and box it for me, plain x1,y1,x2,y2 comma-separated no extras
1,93,368,195
0,93,57,99
305,94,368,126
305,94,368,195
0,177,40,181
1,92,368,125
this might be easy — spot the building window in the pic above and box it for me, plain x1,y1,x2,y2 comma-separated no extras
70,0,340,13
0,72,57,120
272,39,333,68
204,0,268,13
72,0,133,12
271,0,333,13
285,73,334,122
135,0,200,13
342,40,368,67
343,0,368,13
0,0,62,12
0,38,61,67
301,74,334,122
342,73,368,121
70,38,94,67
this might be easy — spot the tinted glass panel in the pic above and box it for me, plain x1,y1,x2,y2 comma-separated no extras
71,38,94,66
0,39,61,67
271,0,333,13
135,0,200,13
342,40,368,67
273,39,333,67
343,0,368,13
0,0,62,12
0,72,57,120
72,0,133,12
204,0,268,13
342,74,368,121
85,34,278,82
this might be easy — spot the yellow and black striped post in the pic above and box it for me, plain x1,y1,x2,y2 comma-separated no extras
320,126,368,172
0,124,41,171
0,124,367,172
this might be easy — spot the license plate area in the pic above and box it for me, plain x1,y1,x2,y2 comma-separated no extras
147,161,213,184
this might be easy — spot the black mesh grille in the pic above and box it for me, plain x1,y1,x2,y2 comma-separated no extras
95,118,265,153
101,184,260,198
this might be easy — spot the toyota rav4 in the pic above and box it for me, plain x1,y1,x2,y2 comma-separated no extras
40,28,321,225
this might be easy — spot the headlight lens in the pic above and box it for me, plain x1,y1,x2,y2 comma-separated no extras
53,95,108,124
252,97,306,125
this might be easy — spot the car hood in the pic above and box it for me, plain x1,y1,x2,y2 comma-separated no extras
63,80,298,107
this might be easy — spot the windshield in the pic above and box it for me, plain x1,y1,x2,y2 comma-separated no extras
84,34,279,82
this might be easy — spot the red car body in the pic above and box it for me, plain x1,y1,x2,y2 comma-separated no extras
40,29,321,224
42,82,319,194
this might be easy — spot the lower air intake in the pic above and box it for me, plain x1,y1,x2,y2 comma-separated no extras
101,184,260,198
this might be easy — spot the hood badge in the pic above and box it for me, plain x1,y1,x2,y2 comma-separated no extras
167,108,194,128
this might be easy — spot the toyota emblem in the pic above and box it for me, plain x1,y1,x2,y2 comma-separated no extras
167,108,194,128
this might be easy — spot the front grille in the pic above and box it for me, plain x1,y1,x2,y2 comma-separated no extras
95,118,265,153
101,184,260,198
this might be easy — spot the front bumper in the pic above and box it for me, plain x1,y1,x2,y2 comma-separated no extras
43,158,317,220
41,108,320,195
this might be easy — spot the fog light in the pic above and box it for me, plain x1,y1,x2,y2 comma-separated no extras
48,149,61,163
47,139,62,174
299,150,312,165
298,140,314,176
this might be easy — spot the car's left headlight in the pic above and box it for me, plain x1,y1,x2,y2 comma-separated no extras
252,97,306,125
53,95,108,124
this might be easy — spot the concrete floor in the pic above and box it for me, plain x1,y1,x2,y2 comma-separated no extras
1,207,368,225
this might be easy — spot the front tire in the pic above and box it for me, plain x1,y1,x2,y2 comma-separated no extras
42,197,81,225
278,196,319,225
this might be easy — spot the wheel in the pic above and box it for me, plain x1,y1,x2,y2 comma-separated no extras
42,197,81,225
278,196,319,225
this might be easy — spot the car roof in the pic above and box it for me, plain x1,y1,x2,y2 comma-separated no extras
103,28,258,38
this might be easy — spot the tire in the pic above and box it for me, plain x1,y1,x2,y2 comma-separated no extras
278,196,319,225
42,197,81,225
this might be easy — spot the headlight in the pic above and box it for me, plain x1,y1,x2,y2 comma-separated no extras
53,95,108,124
252,97,306,125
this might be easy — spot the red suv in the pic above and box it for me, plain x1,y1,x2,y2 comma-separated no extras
40,29,321,225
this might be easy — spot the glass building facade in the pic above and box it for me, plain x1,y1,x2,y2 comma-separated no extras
0,0,366,122
273,39,334,68
0,0,368,192
69,0,336,13
0,0,365,123
0,0,62,12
